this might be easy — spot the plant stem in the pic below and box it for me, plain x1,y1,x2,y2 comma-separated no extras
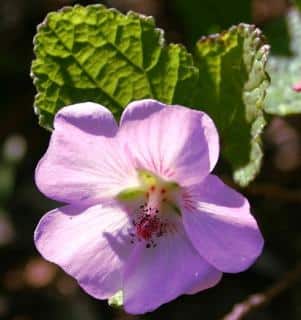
221,261,301,320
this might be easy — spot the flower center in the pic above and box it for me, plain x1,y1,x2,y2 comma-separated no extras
117,170,181,248
133,204,165,243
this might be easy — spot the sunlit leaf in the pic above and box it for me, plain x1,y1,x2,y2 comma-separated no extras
31,4,199,130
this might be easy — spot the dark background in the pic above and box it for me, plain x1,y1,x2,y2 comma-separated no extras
1,0,301,319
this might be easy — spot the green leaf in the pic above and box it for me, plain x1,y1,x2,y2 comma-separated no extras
31,4,199,130
265,9,301,116
108,290,123,309
194,24,270,186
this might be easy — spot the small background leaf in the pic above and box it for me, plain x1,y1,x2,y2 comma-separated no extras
194,24,270,186
31,4,199,130
265,9,301,116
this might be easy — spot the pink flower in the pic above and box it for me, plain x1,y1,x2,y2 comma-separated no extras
34,99,264,314
293,80,301,92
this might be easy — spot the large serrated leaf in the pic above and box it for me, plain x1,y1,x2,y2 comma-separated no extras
31,4,199,130
194,24,270,186
265,9,301,116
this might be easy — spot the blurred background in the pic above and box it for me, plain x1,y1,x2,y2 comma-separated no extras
1,0,301,319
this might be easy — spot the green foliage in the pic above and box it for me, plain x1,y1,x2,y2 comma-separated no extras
31,4,198,130
265,10,301,116
32,5,271,186
194,25,270,186
108,290,123,309
294,0,301,12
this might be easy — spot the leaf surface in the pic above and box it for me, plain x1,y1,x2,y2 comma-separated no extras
194,24,270,186
31,4,198,129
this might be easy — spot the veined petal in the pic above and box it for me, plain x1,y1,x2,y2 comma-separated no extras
119,100,219,186
34,203,132,299
183,175,264,273
123,230,221,314
36,102,137,205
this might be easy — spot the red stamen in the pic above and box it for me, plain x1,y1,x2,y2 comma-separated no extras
136,215,160,240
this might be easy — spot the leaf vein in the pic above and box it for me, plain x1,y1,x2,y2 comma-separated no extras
47,23,123,110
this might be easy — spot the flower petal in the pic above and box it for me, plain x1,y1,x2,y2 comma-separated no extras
120,99,166,124
34,203,132,299
36,102,136,205
185,267,222,295
123,230,221,314
119,100,219,186
183,175,264,273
